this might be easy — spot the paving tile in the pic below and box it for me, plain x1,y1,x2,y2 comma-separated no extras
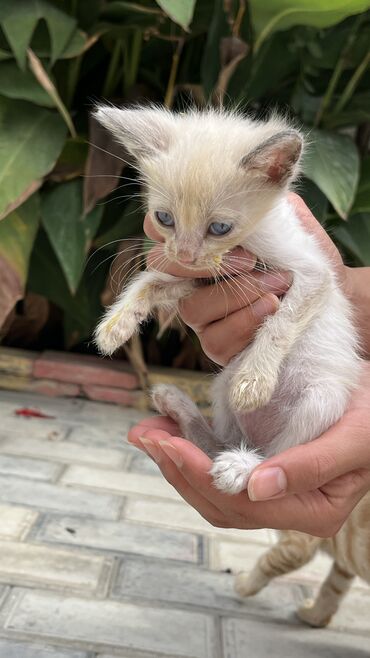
0,416,68,440
0,389,84,416
66,425,133,451
0,475,122,519
112,557,305,616
37,515,200,563
0,454,61,481
61,465,182,501
129,451,162,476
0,540,107,594
0,436,127,468
5,589,217,658
222,616,370,657
0,504,38,540
124,497,272,544
0,639,87,658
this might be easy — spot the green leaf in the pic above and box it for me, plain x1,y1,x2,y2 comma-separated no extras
351,156,370,214
201,0,229,98
155,0,196,30
250,0,370,50
0,61,54,107
94,200,144,248
0,193,40,326
0,0,77,69
0,97,67,221
333,213,370,265
301,128,360,219
41,180,103,294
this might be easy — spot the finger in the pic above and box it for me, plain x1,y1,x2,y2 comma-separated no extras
133,430,227,525
248,412,370,501
128,416,180,443
146,245,257,279
179,271,291,330
199,294,279,365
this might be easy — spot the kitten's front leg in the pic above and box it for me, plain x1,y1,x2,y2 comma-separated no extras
229,268,332,412
95,271,193,355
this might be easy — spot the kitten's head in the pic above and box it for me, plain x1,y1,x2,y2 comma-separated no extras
94,105,303,270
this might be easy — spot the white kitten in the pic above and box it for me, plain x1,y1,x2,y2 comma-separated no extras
94,105,361,494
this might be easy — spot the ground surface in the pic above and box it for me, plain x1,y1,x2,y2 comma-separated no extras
0,389,368,658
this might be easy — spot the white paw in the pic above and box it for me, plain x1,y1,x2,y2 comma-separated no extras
235,571,268,597
210,447,262,494
95,307,143,355
296,599,332,628
229,371,277,412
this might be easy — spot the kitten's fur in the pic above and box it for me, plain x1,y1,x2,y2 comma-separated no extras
94,105,361,494
236,492,370,627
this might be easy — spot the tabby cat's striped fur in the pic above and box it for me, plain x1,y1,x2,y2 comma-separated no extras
236,492,370,627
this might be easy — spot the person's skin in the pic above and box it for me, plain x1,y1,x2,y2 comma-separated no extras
128,193,370,537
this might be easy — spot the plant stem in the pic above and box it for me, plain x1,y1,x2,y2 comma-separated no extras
66,54,82,109
314,14,363,127
128,29,142,90
102,40,122,98
164,38,184,108
333,49,370,115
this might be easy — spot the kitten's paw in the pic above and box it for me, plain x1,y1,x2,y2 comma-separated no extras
235,570,269,597
210,448,262,494
296,599,332,628
229,371,277,412
95,306,145,355
151,384,198,425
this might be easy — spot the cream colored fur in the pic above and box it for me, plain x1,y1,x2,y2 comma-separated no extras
94,105,361,494
235,492,370,627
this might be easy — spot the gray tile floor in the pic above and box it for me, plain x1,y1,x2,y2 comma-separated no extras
0,389,368,657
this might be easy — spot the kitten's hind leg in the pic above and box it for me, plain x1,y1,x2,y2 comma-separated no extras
235,531,320,597
151,384,221,457
297,562,354,628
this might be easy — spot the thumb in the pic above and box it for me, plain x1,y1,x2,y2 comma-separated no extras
247,413,370,501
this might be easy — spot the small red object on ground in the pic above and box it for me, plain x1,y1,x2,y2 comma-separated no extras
14,408,55,419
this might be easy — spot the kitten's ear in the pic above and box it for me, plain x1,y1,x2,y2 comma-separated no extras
240,130,303,185
93,105,175,159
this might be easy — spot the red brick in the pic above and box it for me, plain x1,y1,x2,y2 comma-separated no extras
33,351,139,390
29,379,81,398
82,384,147,408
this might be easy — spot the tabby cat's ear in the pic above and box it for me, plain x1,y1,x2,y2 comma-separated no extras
240,130,303,185
93,105,175,159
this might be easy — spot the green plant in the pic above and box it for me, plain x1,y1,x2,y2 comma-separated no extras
0,0,369,360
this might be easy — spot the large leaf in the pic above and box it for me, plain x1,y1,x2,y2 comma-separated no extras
351,156,370,214
250,1,370,50
301,128,360,219
0,194,40,327
0,61,54,107
0,0,77,69
334,213,370,265
41,180,103,294
155,0,196,30
0,97,67,221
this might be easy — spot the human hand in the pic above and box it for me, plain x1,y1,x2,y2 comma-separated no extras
128,362,370,537
144,193,349,365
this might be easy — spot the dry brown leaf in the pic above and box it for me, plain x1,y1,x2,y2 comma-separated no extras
83,114,126,215
214,36,249,105
2,293,49,346
0,255,23,329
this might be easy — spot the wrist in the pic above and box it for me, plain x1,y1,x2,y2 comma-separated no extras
344,266,370,358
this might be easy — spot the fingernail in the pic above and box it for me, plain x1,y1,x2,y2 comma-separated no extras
248,467,287,501
159,441,183,468
259,271,293,293
138,437,162,464
252,294,279,318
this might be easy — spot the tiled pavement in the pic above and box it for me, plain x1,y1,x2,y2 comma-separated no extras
0,390,368,658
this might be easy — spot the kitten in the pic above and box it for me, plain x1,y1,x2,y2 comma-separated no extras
94,105,361,494
235,491,370,627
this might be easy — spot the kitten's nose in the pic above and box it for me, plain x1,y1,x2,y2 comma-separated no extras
176,249,196,265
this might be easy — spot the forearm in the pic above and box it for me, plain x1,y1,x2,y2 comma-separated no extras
346,267,370,358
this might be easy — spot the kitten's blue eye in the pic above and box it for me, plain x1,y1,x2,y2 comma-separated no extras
208,222,232,236
155,211,175,227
